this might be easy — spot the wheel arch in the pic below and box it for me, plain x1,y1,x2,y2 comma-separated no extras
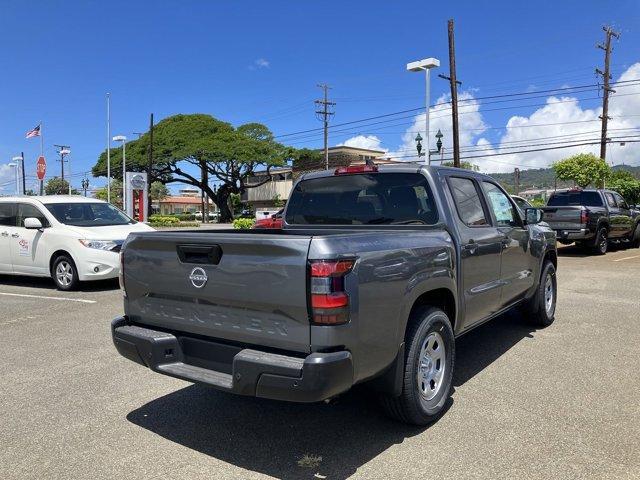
49,249,75,275
407,288,457,336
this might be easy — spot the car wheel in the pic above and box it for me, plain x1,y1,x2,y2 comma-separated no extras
52,255,79,291
523,260,557,327
630,224,640,248
380,307,455,425
593,227,608,255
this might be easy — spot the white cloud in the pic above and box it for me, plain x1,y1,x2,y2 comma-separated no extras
0,164,17,194
388,91,487,163
339,135,386,151
385,62,640,173
249,58,270,70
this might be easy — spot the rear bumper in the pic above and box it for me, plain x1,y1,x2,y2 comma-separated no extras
111,316,353,403
553,228,593,243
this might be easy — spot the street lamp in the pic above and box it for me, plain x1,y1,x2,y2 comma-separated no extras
113,135,127,210
415,133,424,157
11,156,23,195
407,57,440,165
8,163,18,195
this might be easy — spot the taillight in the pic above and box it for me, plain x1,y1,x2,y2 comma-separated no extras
118,251,126,297
581,209,589,224
309,259,355,325
334,165,378,175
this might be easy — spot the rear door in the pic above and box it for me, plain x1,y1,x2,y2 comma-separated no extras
482,181,534,305
0,203,16,273
610,192,633,238
10,203,51,276
446,176,503,329
124,231,313,353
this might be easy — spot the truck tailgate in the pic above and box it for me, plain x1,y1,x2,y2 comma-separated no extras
541,206,584,230
123,231,312,353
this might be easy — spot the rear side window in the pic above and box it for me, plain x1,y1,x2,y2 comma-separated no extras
285,173,438,225
605,193,616,208
448,177,489,226
547,191,604,207
17,204,49,228
0,203,16,226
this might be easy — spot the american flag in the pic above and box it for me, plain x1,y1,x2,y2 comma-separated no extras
26,124,41,139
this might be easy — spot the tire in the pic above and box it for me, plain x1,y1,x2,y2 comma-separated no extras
629,224,640,248
523,261,557,328
593,227,608,255
380,307,455,425
52,255,79,291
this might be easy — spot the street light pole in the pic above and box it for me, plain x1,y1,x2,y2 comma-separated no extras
113,135,127,210
407,58,440,165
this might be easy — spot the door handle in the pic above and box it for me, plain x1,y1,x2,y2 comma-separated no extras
10,233,19,238
463,241,478,253
0,231,8,237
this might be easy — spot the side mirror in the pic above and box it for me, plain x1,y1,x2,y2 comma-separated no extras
525,208,543,225
24,217,43,230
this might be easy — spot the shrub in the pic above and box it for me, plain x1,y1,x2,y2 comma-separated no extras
232,218,255,229
176,213,196,221
149,215,181,226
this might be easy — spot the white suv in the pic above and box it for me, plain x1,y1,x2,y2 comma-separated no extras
0,196,154,290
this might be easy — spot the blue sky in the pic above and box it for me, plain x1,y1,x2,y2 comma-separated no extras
1,0,639,193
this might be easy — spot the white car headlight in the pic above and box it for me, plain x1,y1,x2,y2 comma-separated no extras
79,239,118,251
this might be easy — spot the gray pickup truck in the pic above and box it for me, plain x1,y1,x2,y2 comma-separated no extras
112,164,557,425
541,189,640,254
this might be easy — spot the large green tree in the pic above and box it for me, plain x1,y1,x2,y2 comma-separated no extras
45,177,79,195
552,153,611,188
607,170,640,204
93,114,292,222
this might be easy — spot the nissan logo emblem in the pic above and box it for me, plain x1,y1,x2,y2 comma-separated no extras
189,267,208,288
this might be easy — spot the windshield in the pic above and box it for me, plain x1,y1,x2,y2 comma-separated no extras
45,202,135,227
547,191,603,207
285,173,438,225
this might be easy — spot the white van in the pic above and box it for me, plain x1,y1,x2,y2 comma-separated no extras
0,196,154,290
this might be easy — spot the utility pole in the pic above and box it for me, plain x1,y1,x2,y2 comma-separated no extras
439,19,462,168
514,168,521,195
315,84,335,170
20,152,26,195
54,144,70,184
147,113,154,217
596,26,620,161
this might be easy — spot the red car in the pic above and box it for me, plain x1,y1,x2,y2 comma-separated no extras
253,209,284,229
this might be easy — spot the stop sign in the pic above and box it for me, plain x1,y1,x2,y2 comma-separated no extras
36,156,46,181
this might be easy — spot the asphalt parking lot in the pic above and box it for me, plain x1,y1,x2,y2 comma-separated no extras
1,245,639,480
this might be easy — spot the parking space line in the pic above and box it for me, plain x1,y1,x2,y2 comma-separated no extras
0,292,97,304
613,254,640,262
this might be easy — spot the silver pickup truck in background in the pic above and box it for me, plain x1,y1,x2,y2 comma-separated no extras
112,164,557,425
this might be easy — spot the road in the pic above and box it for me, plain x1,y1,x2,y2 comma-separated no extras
1,245,639,479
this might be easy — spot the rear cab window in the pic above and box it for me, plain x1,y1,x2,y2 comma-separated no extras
285,172,438,225
547,191,604,207
447,177,489,227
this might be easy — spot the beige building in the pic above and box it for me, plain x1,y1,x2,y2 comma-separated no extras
241,167,293,210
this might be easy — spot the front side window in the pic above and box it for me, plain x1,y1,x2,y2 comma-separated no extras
286,173,438,225
448,177,489,226
17,204,49,228
613,193,628,209
483,182,520,227
45,202,134,227
0,203,16,227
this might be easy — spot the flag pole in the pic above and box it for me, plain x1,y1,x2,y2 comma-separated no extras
39,121,44,195
107,93,111,204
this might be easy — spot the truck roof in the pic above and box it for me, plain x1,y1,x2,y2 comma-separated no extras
0,195,105,205
299,163,498,182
